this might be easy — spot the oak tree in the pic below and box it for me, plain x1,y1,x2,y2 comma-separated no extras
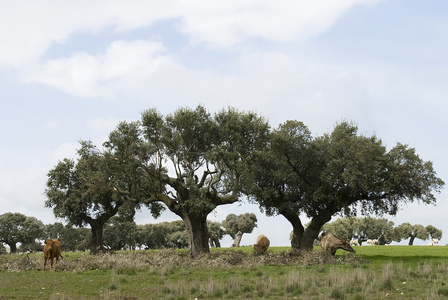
0,213,44,253
45,122,159,253
246,121,444,253
222,213,257,244
394,223,429,245
140,106,269,257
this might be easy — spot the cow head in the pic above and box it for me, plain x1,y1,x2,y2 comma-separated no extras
253,244,264,254
339,240,355,253
44,239,53,246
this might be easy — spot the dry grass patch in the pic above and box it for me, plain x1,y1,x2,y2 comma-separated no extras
0,248,367,272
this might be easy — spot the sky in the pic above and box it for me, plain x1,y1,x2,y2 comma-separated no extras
1,0,447,247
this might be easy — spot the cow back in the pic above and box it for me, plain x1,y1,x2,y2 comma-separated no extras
253,234,270,254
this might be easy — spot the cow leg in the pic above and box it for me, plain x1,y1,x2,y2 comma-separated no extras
43,257,47,271
50,257,54,271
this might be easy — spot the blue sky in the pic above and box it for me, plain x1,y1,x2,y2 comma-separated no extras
1,0,447,247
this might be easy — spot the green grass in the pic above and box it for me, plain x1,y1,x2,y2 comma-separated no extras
350,244,448,266
1,246,448,299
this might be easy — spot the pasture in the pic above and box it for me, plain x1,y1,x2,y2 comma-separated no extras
1,246,447,299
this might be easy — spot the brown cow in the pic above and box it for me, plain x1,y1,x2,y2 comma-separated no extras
43,239,63,271
253,234,270,254
320,232,355,256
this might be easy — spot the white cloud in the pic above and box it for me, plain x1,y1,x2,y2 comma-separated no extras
0,0,383,70
0,0,386,102
32,52,102,97
0,0,172,70
25,40,171,98
177,0,383,47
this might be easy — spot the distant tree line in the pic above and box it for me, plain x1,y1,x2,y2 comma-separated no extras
322,217,443,245
0,212,257,253
42,105,444,257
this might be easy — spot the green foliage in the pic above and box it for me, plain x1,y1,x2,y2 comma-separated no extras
0,213,44,253
245,121,445,252
322,217,359,242
394,223,431,245
103,217,138,250
207,221,225,247
222,213,257,239
65,226,90,251
45,127,149,253
44,222,64,239
323,217,443,246
137,220,188,249
140,106,270,257
165,230,189,249
426,225,443,240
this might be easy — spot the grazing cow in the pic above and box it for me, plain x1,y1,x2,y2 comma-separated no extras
43,239,63,271
253,234,270,254
372,239,379,245
433,238,439,245
428,242,434,246
366,239,374,245
350,240,360,246
321,232,355,256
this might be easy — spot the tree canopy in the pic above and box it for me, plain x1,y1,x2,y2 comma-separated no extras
103,216,138,250
324,217,395,245
394,223,434,245
137,221,188,249
245,121,444,253
45,121,158,253
0,213,44,253
44,106,444,255
323,217,443,245
138,106,269,257
222,213,258,239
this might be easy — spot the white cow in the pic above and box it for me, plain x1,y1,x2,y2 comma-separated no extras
428,242,433,246
366,239,374,245
373,239,379,245
433,238,439,245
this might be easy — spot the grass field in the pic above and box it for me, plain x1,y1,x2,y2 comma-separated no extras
1,246,448,299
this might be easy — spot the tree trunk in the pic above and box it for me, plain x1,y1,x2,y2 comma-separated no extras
409,236,415,245
8,243,17,254
182,211,210,258
280,210,304,255
90,223,104,254
289,221,305,255
280,210,332,253
209,238,221,248
232,231,243,247
302,227,320,250
302,214,332,250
